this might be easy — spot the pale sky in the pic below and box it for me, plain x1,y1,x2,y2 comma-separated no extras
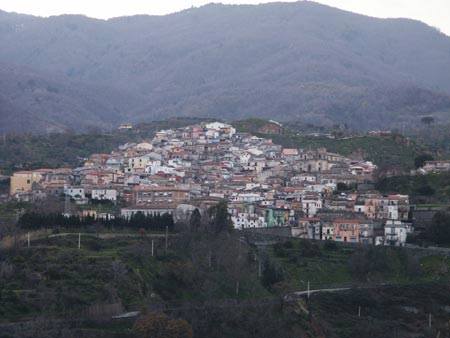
0,0,449,35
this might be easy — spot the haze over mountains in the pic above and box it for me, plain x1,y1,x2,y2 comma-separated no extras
1,1,450,133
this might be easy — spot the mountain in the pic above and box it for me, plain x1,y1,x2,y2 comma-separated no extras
0,63,142,133
1,2,450,133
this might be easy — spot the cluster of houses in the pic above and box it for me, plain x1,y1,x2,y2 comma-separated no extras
9,121,412,246
416,160,450,174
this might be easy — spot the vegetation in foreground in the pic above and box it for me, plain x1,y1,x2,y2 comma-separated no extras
1,224,450,338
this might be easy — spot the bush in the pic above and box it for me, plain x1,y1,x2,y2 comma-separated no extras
133,312,193,338
414,154,434,169
428,211,450,245
273,243,288,258
299,240,321,258
348,247,391,281
323,240,338,251
261,259,284,290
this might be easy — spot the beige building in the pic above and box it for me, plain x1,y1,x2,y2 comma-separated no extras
10,170,45,195
133,186,190,205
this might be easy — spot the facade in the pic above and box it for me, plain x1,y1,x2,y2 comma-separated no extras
302,194,323,218
422,160,450,173
64,187,86,200
10,171,45,195
333,219,360,243
92,189,118,202
384,220,411,246
231,213,266,229
134,187,190,205
121,205,176,218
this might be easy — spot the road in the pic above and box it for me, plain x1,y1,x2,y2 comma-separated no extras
290,287,351,297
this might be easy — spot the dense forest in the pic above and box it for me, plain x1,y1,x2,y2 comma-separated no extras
1,2,450,133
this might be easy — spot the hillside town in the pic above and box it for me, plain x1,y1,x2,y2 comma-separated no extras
9,121,412,246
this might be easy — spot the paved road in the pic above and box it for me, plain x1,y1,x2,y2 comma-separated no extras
290,287,351,297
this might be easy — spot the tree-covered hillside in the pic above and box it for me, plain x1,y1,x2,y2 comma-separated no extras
0,231,449,338
1,2,450,133
235,119,424,171
0,118,209,174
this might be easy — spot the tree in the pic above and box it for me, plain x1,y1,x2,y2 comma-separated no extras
428,211,450,245
133,312,169,338
261,258,284,289
133,313,193,338
165,319,193,338
414,184,435,196
208,200,233,234
421,116,435,126
189,208,202,232
348,247,391,281
414,154,434,169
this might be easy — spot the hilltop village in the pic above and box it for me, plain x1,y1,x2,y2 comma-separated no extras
9,121,411,246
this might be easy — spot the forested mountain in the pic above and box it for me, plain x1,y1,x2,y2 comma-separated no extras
0,63,141,133
1,2,450,133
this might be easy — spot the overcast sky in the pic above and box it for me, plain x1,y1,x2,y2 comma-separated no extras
1,0,449,35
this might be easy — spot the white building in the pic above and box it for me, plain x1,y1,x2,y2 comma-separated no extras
204,122,236,138
128,155,152,170
92,189,118,202
231,193,264,203
301,195,323,218
239,153,251,165
136,142,153,151
322,224,334,240
384,220,412,247
291,175,316,184
231,213,267,229
121,206,175,219
105,158,123,171
64,187,85,200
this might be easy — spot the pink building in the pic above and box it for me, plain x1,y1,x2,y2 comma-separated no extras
333,219,360,243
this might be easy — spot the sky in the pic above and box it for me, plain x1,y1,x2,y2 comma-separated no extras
0,0,449,35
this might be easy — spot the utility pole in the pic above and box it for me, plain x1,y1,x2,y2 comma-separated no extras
151,239,154,257
235,281,240,296
208,249,212,268
258,258,262,278
307,281,310,300
165,226,168,252
78,233,81,249
27,232,30,248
